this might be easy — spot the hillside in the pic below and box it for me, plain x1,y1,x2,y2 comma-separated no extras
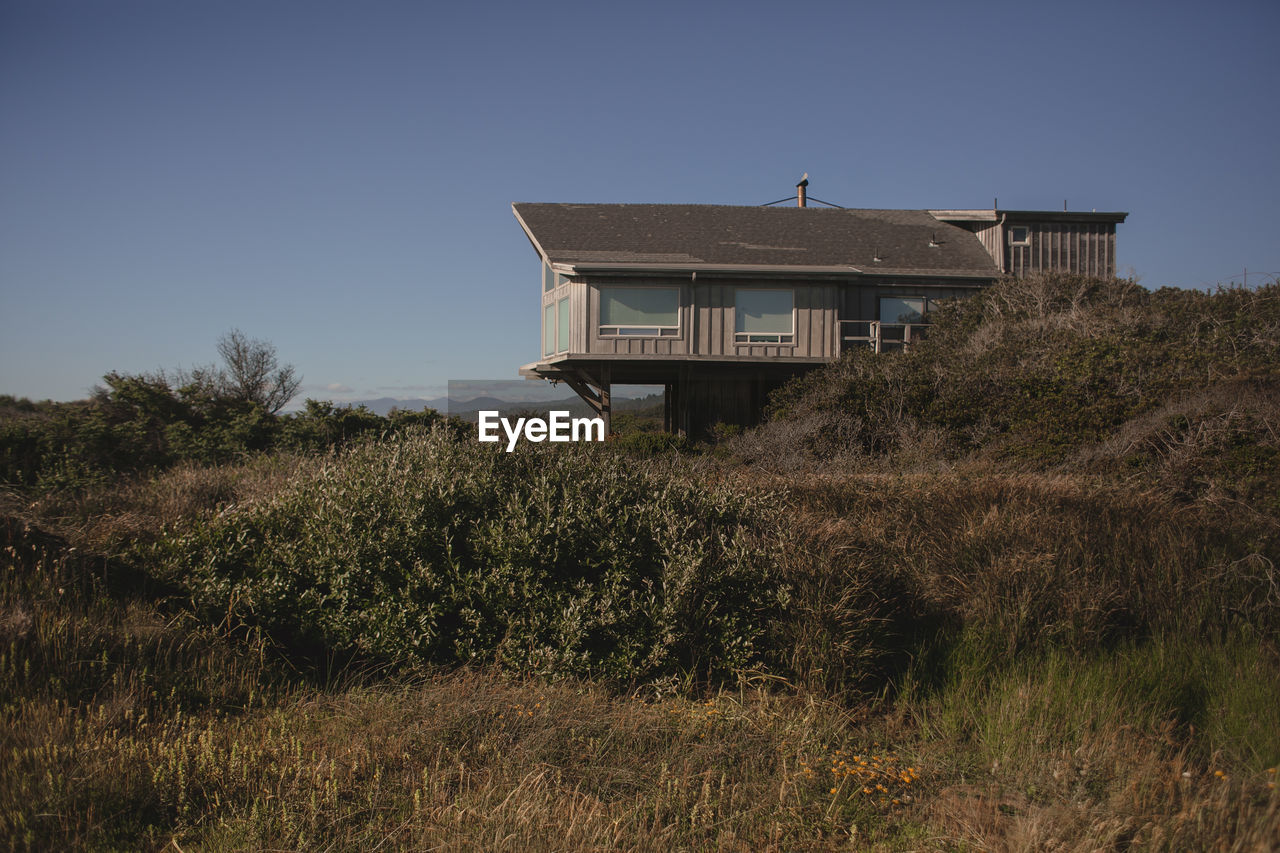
732,274,1280,505
2,274,1278,850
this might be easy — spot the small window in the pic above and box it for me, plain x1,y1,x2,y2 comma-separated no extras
880,296,927,325
542,260,566,292
879,296,936,325
599,287,680,336
735,289,794,344
556,296,570,353
1008,226,1030,246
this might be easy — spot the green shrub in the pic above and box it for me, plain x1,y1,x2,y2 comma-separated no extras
154,426,789,684
0,378,462,494
610,430,691,457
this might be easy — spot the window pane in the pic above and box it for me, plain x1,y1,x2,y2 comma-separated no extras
600,287,678,328
543,261,555,292
879,297,927,324
736,289,793,334
557,297,570,352
543,303,555,356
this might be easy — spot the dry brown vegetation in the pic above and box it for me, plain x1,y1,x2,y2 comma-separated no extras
5,458,1278,850
3,275,1279,850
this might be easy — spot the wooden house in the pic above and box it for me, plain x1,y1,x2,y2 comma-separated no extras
515,185,1126,437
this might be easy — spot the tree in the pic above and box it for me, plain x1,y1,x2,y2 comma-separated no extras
215,329,302,414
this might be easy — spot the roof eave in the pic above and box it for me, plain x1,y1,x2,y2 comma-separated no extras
930,208,1128,224
860,269,999,281
929,209,998,222
551,261,997,280
998,209,1129,224
511,203,551,262
552,261,864,277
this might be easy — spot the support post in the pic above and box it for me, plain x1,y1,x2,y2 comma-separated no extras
560,366,611,436
598,365,611,436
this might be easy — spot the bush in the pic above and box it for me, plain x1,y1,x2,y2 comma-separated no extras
154,426,790,684
610,430,691,457
0,381,463,494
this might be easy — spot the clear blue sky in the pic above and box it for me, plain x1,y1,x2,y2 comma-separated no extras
2,0,1277,404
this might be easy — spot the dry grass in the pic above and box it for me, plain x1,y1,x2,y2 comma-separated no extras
2,452,313,556
775,470,1280,676
7,670,1276,851
4,450,1279,849
0,517,933,850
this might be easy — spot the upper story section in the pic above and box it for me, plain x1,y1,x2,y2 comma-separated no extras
931,208,1128,278
514,202,1127,366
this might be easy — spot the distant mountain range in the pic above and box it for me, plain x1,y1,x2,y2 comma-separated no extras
340,394,661,420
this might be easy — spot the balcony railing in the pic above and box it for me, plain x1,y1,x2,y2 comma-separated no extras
839,320,930,354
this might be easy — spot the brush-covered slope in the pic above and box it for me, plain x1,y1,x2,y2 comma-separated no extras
732,274,1280,506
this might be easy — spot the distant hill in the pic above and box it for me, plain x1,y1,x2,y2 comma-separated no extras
345,393,664,422
338,397,445,416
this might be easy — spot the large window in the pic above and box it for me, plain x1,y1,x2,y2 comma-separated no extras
735,289,794,344
599,287,679,337
543,298,571,355
542,303,556,356
557,297,569,353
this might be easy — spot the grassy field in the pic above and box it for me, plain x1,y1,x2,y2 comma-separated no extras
3,275,1279,850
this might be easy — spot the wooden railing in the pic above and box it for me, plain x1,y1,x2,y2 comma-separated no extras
839,320,929,354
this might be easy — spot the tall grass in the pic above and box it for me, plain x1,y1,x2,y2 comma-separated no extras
783,473,1279,680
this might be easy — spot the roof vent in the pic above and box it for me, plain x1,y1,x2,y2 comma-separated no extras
796,173,808,208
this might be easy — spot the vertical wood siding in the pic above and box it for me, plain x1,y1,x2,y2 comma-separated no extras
569,280,587,353
1006,222,1117,278
973,222,1004,271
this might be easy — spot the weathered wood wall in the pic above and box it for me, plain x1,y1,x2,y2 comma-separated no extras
973,222,1004,272
1005,221,1117,278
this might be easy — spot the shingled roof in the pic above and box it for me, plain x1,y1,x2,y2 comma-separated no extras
512,203,1001,278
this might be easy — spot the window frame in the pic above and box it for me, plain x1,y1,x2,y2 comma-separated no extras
597,285,681,338
877,295,937,325
542,302,556,356
556,296,570,353
542,260,566,292
733,288,796,345
1008,225,1031,246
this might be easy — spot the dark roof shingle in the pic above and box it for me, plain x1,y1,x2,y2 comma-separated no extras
512,203,1000,275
